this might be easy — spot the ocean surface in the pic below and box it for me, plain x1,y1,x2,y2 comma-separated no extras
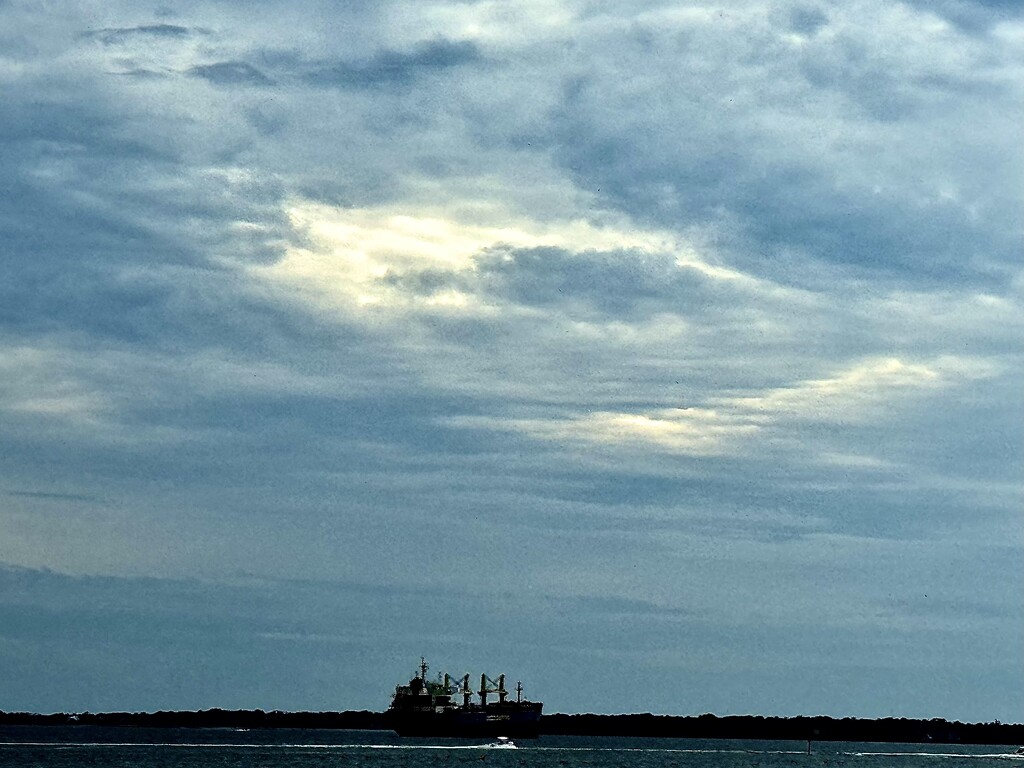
1,726,1021,768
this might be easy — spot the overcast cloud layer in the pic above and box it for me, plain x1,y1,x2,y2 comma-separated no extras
1,0,1022,721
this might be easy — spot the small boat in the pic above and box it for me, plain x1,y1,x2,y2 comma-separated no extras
1014,747,1024,755
486,736,517,749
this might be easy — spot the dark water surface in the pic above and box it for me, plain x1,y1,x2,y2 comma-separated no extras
2,727,1021,768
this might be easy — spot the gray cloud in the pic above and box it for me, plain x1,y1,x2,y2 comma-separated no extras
245,38,487,89
0,0,1020,721
788,6,829,36
189,61,273,85
82,24,195,45
382,244,716,319
904,0,1024,32
404,2,1016,298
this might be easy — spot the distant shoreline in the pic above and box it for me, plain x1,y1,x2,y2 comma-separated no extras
1,710,1022,745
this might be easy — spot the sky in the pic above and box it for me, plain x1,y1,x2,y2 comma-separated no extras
0,0,1022,723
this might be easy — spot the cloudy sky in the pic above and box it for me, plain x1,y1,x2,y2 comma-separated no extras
1,0,1022,722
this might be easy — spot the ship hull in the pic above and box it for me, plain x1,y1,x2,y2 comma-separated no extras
391,709,542,738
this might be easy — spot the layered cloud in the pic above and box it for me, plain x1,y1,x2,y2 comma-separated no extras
1,0,1021,719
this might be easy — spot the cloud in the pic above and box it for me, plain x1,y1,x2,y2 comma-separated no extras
788,6,830,36
0,0,1021,721
295,38,484,88
0,344,108,421
442,355,1000,459
254,200,695,316
81,24,195,45
723,356,957,422
189,61,273,85
903,0,1024,33
518,2,1022,286
446,408,760,457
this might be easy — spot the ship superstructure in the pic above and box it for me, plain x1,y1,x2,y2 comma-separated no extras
388,658,543,738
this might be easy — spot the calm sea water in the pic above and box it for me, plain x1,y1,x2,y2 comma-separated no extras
1,726,1021,768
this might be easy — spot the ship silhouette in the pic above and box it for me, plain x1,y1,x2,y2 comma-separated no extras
388,657,543,738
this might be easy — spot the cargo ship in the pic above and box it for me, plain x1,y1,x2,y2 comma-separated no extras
388,658,543,738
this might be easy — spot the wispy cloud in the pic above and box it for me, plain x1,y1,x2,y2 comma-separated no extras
443,355,1000,457
189,61,273,85
81,24,197,45
300,38,484,88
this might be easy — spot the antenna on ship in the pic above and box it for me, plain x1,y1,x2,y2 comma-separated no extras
420,657,428,681
516,681,523,703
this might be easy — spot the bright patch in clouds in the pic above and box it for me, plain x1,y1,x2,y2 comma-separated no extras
449,407,761,456
420,0,579,45
0,345,105,421
448,356,1001,456
258,200,701,312
727,357,940,420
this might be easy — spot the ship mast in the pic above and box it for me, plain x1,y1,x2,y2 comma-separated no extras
419,657,428,681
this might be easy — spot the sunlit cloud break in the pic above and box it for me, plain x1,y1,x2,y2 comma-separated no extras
255,200,721,313
444,355,999,456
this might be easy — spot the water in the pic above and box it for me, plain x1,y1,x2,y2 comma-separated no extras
1,727,1021,768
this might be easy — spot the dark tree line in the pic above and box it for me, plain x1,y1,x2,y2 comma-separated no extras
537,713,1024,745
1,709,1022,745
0,709,388,730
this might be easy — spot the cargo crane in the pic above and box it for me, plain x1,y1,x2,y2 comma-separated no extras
443,673,473,707
478,674,506,706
